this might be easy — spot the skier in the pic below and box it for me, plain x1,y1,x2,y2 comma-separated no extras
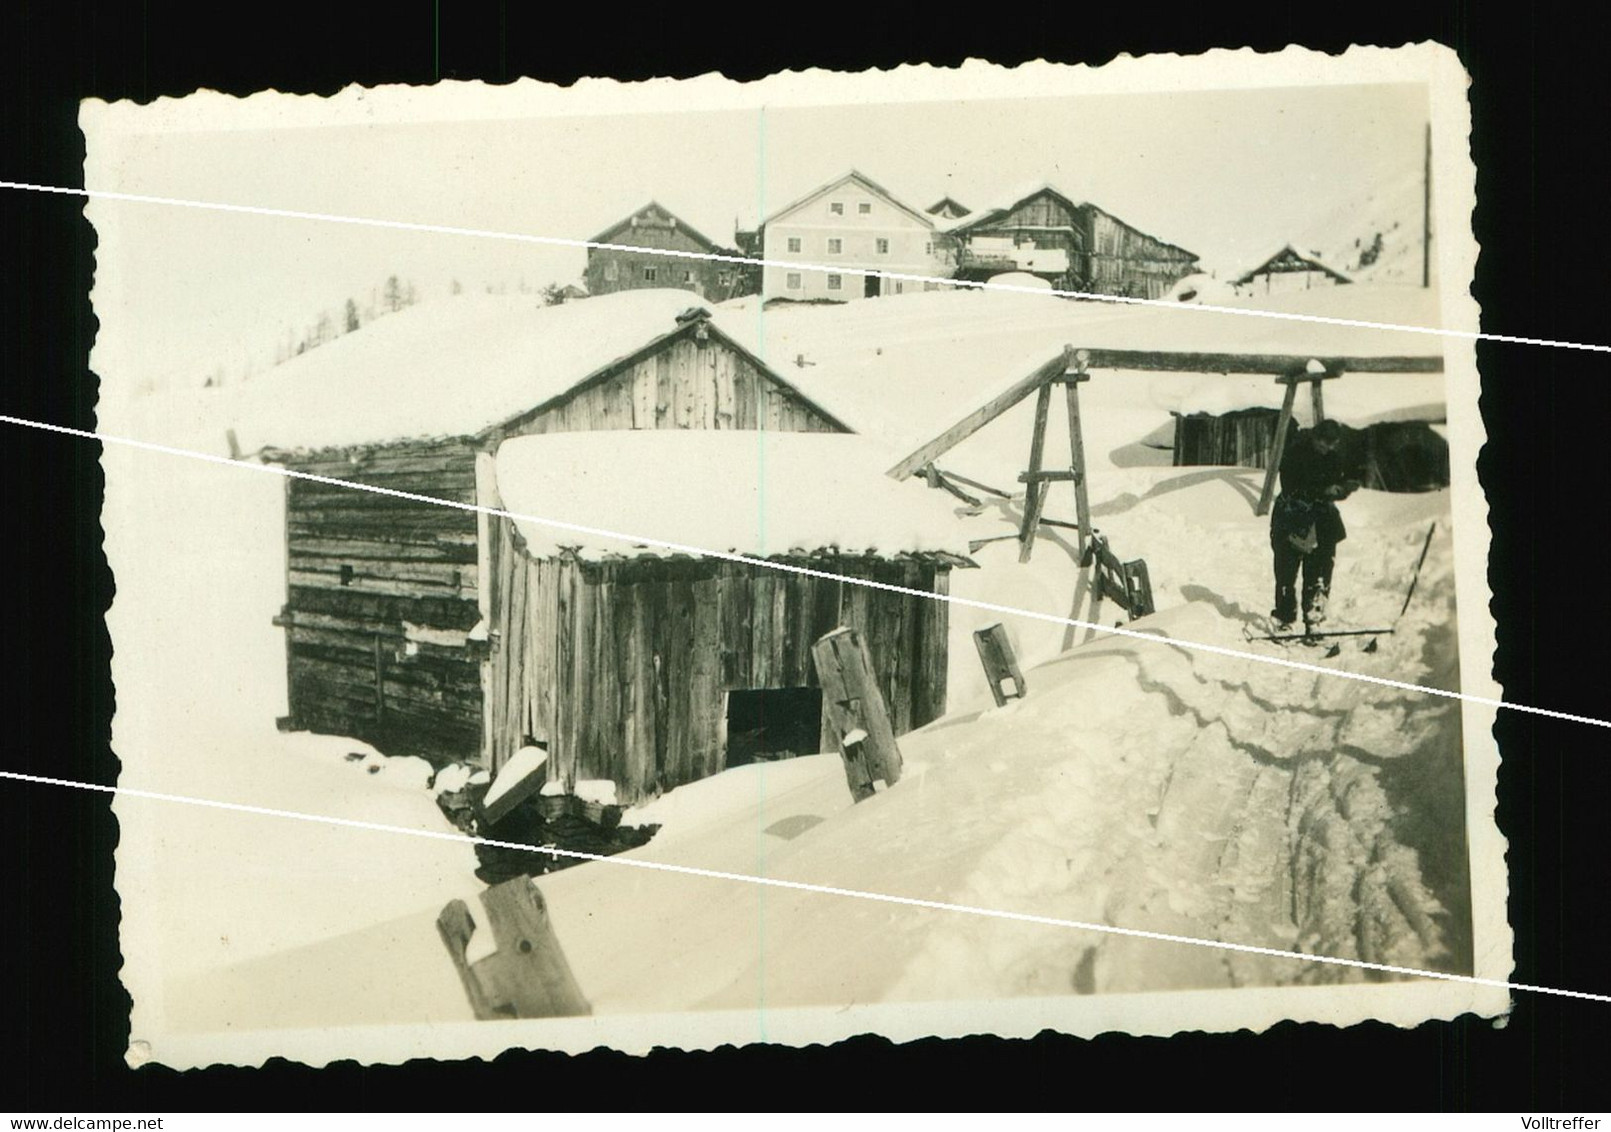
1269,418,1364,634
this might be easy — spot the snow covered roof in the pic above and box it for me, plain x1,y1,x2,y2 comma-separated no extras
763,284,1448,480
754,170,935,232
231,290,839,454
588,201,732,253
939,180,1094,235
494,431,975,562
1233,244,1355,286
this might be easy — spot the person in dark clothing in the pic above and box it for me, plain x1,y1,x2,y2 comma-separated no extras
1269,418,1364,632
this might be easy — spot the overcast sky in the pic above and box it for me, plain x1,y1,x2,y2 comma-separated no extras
86,79,1429,387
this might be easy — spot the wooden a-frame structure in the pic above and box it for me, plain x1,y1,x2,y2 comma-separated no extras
888,344,1444,615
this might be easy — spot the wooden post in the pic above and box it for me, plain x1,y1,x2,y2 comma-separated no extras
1017,382,1055,562
1310,379,1326,426
811,627,902,802
437,877,592,1020
1423,122,1432,290
373,633,386,725
1255,363,1314,517
1065,348,1094,561
973,623,1027,707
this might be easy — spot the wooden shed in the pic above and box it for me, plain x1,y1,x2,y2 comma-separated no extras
487,431,972,803
258,290,852,766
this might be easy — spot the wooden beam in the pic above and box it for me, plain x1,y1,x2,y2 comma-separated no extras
1256,379,1302,517
1074,349,1441,375
811,627,903,803
973,623,1027,707
888,349,1072,479
437,878,591,1020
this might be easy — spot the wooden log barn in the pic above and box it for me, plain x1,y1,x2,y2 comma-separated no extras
942,183,1200,298
258,290,858,775
489,431,972,803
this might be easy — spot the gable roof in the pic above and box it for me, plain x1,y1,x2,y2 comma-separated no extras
588,201,729,254
760,170,935,231
234,290,848,454
1233,243,1354,285
495,431,974,562
945,183,1199,262
926,195,971,218
942,181,1085,235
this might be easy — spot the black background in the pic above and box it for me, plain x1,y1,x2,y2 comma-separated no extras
2,0,1607,1111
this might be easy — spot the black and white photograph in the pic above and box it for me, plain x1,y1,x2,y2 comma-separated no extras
76,45,1509,1068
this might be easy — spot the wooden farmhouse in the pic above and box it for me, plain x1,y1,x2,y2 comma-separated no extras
584,202,746,301
749,170,950,302
943,183,1199,299
488,431,972,802
1232,244,1353,296
256,290,857,775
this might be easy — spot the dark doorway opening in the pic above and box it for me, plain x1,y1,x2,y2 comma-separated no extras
864,275,881,298
725,687,824,767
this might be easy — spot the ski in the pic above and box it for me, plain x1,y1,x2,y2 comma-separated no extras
1248,627,1394,643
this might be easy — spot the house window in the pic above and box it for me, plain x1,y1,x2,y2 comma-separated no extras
925,242,933,256
827,238,842,254
830,202,844,215
643,266,658,282
827,274,843,290
682,270,694,283
787,236,802,253
893,281,904,294
876,238,890,254
858,202,871,215
786,272,803,290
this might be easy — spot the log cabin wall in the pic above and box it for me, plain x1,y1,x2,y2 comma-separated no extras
1083,207,1200,299
279,438,484,761
487,523,953,804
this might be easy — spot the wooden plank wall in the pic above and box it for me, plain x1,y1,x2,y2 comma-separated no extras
1085,209,1199,299
282,438,484,760
502,337,842,439
488,545,953,804
1172,408,1281,468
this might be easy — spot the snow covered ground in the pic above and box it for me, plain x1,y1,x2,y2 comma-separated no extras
103,283,1486,1048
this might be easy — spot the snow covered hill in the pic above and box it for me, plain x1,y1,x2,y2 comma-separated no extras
1296,169,1432,287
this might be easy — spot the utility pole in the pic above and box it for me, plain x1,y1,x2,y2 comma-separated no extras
1423,122,1433,288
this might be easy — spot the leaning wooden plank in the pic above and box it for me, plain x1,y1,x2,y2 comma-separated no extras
888,349,1071,480
973,623,1027,707
436,878,591,1020
811,626,902,802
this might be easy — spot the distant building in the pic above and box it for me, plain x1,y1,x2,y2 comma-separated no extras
1232,244,1353,296
585,202,745,301
755,170,950,302
944,183,1199,299
926,196,971,221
